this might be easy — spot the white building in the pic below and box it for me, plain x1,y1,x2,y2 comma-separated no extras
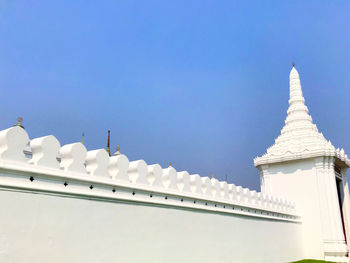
255,66,350,262
0,66,348,262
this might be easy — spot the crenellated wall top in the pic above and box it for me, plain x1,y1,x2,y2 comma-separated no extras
0,126,299,222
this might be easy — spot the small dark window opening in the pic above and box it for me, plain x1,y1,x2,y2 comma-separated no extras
336,177,347,243
335,165,341,174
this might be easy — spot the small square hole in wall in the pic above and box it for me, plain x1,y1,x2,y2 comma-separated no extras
205,202,207,205
193,200,196,204
112,188,116,193
181,198,183,202
165,196,167,200
132,192,135,195
29,176,34,182
64,181,68,187
90,185,94,190
150,194,153,198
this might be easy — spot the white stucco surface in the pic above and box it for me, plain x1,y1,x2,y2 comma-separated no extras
261,159,326,258
1,66,349,262
0,189,303,263
255,66,350,262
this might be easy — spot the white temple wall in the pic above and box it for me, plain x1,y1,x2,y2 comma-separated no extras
0,188,303,263
0,126,303,263
260,158,348,261
259,159,324,259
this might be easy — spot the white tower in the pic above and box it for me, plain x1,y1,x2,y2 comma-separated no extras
254,66,350,262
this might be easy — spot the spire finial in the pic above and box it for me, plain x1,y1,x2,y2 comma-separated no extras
169,162,172,167
82,132,85,144
211,173,215,179
292,61,295,68
13,116,24,129
106,130,111,156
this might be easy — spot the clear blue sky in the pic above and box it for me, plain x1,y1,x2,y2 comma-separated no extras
0,1,349,190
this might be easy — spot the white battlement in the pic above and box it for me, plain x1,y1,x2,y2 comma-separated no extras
0,126,298,222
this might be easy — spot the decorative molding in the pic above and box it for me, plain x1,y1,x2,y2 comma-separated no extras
254,67,350,167
0,126,299,222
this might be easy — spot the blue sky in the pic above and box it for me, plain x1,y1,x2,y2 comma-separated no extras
0,1,349,190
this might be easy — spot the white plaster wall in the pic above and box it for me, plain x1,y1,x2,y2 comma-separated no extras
0,189,303,263
264,159,324,259
263,158,349,262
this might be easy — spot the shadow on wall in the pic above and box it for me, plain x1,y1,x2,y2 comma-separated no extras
268,159,315,175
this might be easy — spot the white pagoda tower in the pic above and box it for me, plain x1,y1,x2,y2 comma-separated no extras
254,66,350,262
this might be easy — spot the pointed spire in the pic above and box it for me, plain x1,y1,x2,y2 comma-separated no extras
13,117,24,129
282,66,314,134
106,130,111,156
289,66,304,104
211,173,215,179
169,162,172,167
254,65,349,167
81,132,85,145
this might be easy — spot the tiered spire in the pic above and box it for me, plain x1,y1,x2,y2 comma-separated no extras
281,66,315,135
254,65,349,167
